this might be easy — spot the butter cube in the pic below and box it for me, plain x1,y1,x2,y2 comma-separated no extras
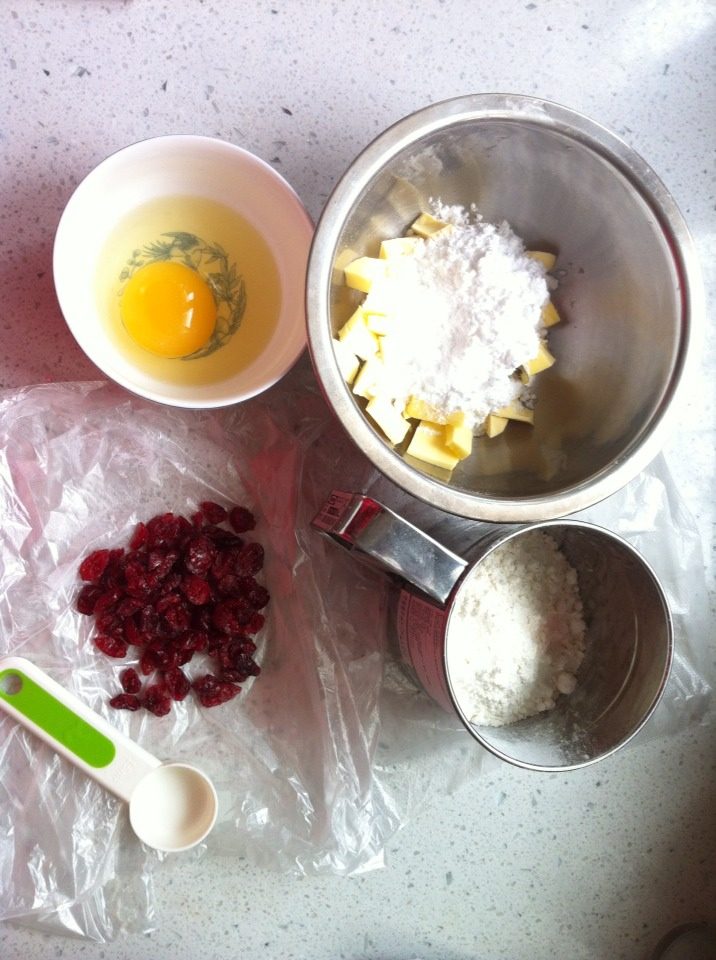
344,256,389,293
485,414,508,438
365,311,395,336
352,356,385,400
447,410,469,427
376,334,395,364
403,395,447,424
409,213,453,239
542,301,561,328
493,402,535,425
379,237,422,259
333,338,360,385
444,422,473,459
337,308,379,360
365,397,411,445
523,342,556,377
526,250,557,271
406,421,461,470
332,247,360,285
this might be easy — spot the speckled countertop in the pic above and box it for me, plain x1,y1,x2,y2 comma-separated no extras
1,2,715,959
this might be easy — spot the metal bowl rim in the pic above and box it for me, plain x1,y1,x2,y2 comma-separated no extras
306,93,704,522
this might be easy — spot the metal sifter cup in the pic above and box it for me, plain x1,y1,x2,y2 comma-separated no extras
313,490,673,772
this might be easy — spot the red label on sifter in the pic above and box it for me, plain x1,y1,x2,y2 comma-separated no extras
311,490,355,533
396,589,453,712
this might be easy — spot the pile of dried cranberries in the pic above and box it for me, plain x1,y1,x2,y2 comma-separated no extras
75,501,268,715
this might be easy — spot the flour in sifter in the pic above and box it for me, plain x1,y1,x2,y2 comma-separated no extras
446,531,586,726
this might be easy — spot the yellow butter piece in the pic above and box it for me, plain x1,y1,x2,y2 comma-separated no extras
485,414,508,438
444,422,473,460
365,311,395,336
409,213,453,239
542,301,561,327
365,396,410,445
332,338,360,385
379,237,422,259
376,334,394,364
523,342,556,376
344,256,389,293
403,396,447,424
337,308,379,360
447,410,469,427
332,248,360,285
526,250,557,271
406,420,461,470
352,356,385,400
494,402,535,425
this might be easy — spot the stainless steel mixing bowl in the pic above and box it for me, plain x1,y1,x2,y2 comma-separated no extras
306,94,703,521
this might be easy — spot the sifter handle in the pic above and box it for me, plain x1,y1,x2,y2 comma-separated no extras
311,490,468,605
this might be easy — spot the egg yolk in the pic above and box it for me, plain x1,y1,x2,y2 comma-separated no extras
120,261,216,358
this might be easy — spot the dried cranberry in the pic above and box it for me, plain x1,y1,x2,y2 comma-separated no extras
123,618,143,646
239,577,270,610
95,610,119,635
245,613,265,635
139,647,160,676
139,604,160,636
124,561,152,599
207,631,229,657
204,524,242,547
209,599,251,633
163,666,190,701
157,596,190,634
76,584,101,615
117,596,142,618
215,573,241,597
176,515,193,540
94,589,120,616
181,574,212,605
193,674,240,708
79,549,111,583
210,546,241,582
229,507,256,534
109,693,141,711
146,512,182,548
147,549,178,580
105,548,125,575
142,684,172,717
179,630,209,654
158,571,182,595
200,501,228,523
185,535,216,576
94,634,128,658
236,542,264,575
80,502,267,716
221,668,247,682
120,667,141,694
129,521,148,550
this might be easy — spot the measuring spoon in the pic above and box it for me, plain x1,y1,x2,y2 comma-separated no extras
0,656,217,852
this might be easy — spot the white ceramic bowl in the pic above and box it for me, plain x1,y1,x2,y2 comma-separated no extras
54,135,313,407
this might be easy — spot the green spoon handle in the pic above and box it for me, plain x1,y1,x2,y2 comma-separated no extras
0,656,160,803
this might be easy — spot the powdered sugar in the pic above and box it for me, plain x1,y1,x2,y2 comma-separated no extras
446,531,586,727
362,202,550,427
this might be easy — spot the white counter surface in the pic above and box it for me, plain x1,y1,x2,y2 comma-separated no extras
1,2,714,959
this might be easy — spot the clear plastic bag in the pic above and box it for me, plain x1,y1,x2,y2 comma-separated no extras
0,365,711,940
